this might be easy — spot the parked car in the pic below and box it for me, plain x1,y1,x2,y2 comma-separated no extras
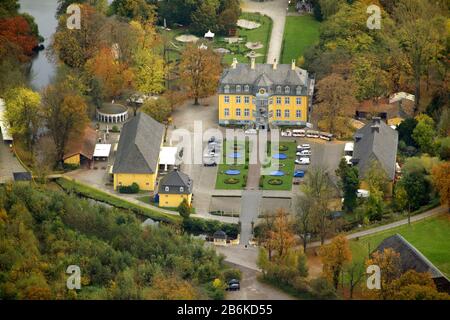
281,129,292,137
226,279,240,291
356,189,370,198
297,144,311,151
295,157,310,165
296,150,312,156
294,170,305,178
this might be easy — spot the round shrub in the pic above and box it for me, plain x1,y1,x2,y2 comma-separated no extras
268,178,283,185
279,145,289,151
224,178,240,184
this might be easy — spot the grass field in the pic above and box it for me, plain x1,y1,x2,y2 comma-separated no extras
261,141,296,191
349,215,450,278
280,15,320,64
215,140,249,190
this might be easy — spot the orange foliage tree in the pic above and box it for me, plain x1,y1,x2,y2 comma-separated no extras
319,234,352,289
0,16,38,59
431,162,450,210
85,47,134,99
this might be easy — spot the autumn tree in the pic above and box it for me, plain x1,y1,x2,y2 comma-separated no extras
315,73,357,137
179,44,222,105
265,209,297,262
393,0,447,113
295,195,314,252
146,275,200,300
111,0,156,21
389,270,450,300
302,166,334,244
141,97,172,124
0,16,38,59
431,162,450,210
133,47,165,95
51,4,107,69
319,234,352,290
85,47,134,99
41,84,89,167
366,248,401,300
4,87,41,153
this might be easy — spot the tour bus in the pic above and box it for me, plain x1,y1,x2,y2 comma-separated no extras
306,130,319,138
292,129,306,137
319,132,333,141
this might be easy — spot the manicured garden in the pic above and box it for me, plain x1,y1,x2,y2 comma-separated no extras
349,215,450,277
218,12,273,64
215,140,249,190
260,141,296,191
280,15,320,64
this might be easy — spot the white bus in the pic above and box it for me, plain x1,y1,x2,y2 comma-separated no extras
306,130,319,138
292,129,305,137
319,132,333,141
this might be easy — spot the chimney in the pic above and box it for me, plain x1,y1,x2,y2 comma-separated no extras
273,58,277,70
231,58,238,69
291,59,296,70
250,57,255,70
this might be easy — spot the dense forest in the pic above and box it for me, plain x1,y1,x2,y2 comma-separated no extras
0,183,231,300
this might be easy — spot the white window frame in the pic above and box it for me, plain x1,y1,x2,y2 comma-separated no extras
224,85,230,93
236,85,241,93
244,96,250,104
285,97,290,105
276,97,281,105
224,108,230,117
285,86,290,94
236,108,241,117
276,109,281,118
284,109,290,118
244,108,250,117
296,97,302,105
296,110,301,118
244,85,250,92
236,96,241,104
224,96,230,103
165,186,169,192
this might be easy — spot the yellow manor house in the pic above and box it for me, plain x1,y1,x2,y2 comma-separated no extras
218,58,315,129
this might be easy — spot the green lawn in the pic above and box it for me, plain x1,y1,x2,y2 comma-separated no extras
261,141,296,191
218,12,273,64
280,15,320,64
215,140,249,190
350,215,450,278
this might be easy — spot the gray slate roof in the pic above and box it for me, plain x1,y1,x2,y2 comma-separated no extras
112,112,164,174
352,118,398,180
220,63,309,88
374,234,448,280
159,170,193,194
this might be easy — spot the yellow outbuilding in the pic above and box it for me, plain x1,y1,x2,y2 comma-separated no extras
112,112,164,191
158,169,193,208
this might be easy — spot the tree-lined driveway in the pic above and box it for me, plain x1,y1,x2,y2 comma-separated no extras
241,0,289,64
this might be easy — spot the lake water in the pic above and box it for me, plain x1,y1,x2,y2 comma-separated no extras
19,0,59,90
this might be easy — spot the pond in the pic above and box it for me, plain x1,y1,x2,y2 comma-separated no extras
19,0,59,90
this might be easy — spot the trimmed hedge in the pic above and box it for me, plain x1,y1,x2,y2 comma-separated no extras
118,182,140,194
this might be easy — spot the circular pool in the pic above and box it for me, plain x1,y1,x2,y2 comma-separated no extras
228,152,242,158
225,169,241,175
272,153,287,160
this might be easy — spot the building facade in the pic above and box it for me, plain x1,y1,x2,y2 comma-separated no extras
158,170,193,208
112,112,164,191
218,58,315,129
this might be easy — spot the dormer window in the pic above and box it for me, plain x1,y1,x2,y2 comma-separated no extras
276,85,282,94
244,85,250,92
224,85,230,93
285,86,290,94
180,187,184,192
236,85,241,93
296,86,301,95
165,186,169,192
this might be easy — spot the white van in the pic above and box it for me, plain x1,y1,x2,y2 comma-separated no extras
292,129,305,137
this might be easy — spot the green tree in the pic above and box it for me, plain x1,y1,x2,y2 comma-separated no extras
402,171,431,211
336,158,359,212
412,114,436,155
189,0,218,35
111,0,156,21
4,87,41,153
177,198,191,219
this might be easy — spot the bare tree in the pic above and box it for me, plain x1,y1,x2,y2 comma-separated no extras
295,195,314,251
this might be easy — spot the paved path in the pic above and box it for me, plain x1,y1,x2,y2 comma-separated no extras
0,133,26,183
307,205,448,248
240,190,262,245
241,0,288,64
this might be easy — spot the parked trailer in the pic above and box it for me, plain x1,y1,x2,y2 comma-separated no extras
319,132,333,141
